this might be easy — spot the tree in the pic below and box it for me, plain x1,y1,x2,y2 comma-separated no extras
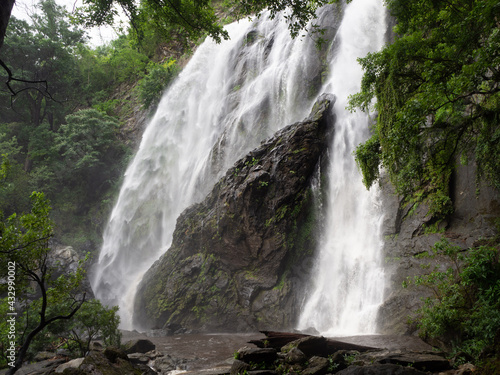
55,108,123,187
137,59,179,109
52,300,121,357
1,0,87,129
75,0,335,45
0,0,15,49
0,192,86,374
350,0,500,217
403,239,500,363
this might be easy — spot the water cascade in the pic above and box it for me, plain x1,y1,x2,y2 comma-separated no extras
92,0,387,333
297,0,387,335
91,7,339,329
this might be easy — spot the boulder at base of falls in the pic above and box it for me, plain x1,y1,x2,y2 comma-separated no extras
133,94,335,332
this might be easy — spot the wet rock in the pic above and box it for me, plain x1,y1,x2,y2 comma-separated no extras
282,336,328,357
152,353,188,373
377,352,451,372
90,341,104,351
378,159,500,336
55,358,84,373
103,346,129,362
230,359,251,375
301,356,330,375
127,353,151,365
123,339,156,354
328,350,351,372
134,94,335,331
354,349,451,372
284,348,307,364
78,351,142,375
0,358,66,375
33,351,56,361
336,364,427,375
237,347,278,364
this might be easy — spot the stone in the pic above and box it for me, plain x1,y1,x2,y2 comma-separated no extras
55,358,85,373
152,353,188,373
103,346,129,362
127,353,151,365
377,352,451,372
134,94,335,331
377,159,500,336
78,351,141,375
301,356,330,375
230,359,251,375
284,348,307,364
328,350,351,372
123,339,156,354
282,336,327,357
237,347,278,364
33,351,56,361
336,364,427,374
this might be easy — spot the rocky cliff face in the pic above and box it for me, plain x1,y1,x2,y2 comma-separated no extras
377,161,500,335
133,94,335,332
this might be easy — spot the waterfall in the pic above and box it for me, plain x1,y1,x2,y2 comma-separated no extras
297,0,387,335
92,0,387,333
91,7,340,329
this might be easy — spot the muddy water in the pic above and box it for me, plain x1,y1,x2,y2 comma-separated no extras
122,331,432,372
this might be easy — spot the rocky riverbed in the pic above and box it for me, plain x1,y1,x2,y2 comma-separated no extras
0,331,476,375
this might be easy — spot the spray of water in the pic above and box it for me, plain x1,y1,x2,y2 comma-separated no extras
297,0,387,335
91,9,339,329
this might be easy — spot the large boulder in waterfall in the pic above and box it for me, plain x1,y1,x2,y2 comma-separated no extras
133,94,335,331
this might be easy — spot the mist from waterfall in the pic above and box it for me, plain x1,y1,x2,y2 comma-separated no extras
91,7,341,329
297,0,387,335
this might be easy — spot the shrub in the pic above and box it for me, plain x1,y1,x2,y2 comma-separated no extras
404,239,500,363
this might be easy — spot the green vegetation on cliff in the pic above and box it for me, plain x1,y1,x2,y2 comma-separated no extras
351,0,500,218
404,238,500,369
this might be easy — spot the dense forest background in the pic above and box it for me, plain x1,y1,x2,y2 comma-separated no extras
0,0,192,251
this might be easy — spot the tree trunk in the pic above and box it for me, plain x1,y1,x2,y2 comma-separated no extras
0,0,15,50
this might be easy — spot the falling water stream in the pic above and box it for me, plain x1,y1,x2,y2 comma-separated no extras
297,0,387,335
92,0,387,334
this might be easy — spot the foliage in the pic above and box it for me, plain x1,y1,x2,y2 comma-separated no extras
75,0,343,45
137,59,179,109
28,299,121,358
350,0,500,217
75,0,228,44
1,0,87,128
56,109,120,174
404,239,500,362
0,192,87,373
0,193,122,372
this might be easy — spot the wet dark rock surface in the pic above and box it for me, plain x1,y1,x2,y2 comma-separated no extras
377,160,500,335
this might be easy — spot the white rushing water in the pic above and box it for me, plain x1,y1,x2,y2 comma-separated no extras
297,0,387,335
92,0,387,333
91,7,339,329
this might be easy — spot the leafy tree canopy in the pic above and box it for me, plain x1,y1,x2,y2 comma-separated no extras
1,0,87,128
350,0,500,217
74,0,339,45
